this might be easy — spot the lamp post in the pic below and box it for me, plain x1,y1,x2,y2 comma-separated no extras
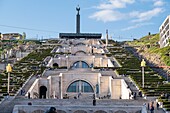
6,63,12,94
141,59,146,88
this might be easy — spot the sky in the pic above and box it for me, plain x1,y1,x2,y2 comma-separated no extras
0,0,170,41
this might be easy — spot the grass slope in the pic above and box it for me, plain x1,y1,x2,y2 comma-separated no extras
126,34,170,66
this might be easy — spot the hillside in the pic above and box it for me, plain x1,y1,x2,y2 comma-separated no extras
126,34,170,66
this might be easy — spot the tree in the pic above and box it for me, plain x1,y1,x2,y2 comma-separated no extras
148,32,151,36
22,32,26,40
0,32,2,40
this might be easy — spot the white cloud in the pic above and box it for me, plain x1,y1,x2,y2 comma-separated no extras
153,0,164,7
89,10,125,22
96,0,135,9
89,0,164,23
131,8,164,22
122,23,154,31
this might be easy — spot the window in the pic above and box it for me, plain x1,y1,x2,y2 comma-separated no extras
72,61,89,68
67,80,93,93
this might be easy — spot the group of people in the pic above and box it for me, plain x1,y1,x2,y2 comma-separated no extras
147,101,160,113
130,92,137,99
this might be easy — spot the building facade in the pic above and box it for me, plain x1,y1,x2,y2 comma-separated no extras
1,33,22,40
159,15,170,48
27,39,131,100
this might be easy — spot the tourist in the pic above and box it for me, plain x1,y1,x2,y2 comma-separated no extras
20,89,23,95
156,102,159,110
28,92,30,99
78,92,81,98
134,92,136,100
93,99,96,106
6,93,9,100
150,105,154,113
147,103,150,110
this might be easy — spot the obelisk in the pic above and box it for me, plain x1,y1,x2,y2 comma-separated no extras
76,6,80,34
106,29,108,46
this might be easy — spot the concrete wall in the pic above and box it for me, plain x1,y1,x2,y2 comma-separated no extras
121,79,131,99
111,79,121,99
100,76,110,97
61,73,98,98
13,105,142,113
26,79,39,99
47,56,114,68
28,73,127,99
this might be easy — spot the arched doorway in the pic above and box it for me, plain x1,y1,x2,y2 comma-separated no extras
67,80,94,93
53,63,59,68
39,86,47,99
72,61,89,69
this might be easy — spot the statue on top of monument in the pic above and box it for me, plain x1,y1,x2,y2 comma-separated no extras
76,5,80,15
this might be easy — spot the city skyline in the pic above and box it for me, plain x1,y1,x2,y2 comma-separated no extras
0,0,170,41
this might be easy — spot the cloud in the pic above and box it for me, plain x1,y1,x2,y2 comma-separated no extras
89,0,164,23
153,0,164,7
122,23,154,31
89,10,125,22
131,8,164,22
96,0,135,9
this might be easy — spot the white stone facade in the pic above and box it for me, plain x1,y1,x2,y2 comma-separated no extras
27,39,131,100
159,15,170,48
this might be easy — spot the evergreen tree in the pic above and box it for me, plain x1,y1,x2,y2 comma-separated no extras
22,32,26,40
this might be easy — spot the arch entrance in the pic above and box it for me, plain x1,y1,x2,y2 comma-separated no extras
67,80,94,93
72,61,89,69
39,86,47,99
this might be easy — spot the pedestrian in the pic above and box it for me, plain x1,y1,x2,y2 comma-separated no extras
134,92,136,100
150,105,154,113
28,92,30,99
6,93,9,100
156,102,159,110
22,89,25,95
93,99,96,106
20,89,23,95
147,103,150,110
78,92,81,99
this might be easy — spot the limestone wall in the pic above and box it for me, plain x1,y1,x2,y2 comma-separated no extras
13,105,142,113
26,79,39,99
111,79,121,99
61,73,99,98
100,76,110,97
121,79,131,99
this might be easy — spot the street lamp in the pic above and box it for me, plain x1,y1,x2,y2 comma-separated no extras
6,63,12,94
141,59,146,88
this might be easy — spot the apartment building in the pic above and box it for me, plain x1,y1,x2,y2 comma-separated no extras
159,15,170,48
1,33,22,40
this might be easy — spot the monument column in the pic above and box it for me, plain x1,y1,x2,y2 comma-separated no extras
106,29,108,46
76,6,80,34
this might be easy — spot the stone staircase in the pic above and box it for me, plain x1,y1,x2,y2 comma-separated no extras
0,96,166,113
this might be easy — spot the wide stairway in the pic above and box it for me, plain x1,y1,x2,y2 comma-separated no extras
0,96,166,113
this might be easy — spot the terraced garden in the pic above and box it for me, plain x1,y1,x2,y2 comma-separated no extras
0,45,53,102
108,45,170,111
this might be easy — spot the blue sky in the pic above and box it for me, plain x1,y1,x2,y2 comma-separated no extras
0,0,170,41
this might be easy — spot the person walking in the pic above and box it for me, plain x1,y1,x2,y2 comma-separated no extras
28,92,31,99
156,102,159,110
93,99,96,106
147,103,150,111
150,105,154,113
